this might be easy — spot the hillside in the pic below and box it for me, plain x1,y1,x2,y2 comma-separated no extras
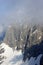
0,43,43,65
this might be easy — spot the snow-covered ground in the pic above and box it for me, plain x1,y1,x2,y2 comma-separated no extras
0,43,42,65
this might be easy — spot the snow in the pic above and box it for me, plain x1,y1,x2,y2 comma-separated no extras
0,43,42,65
15,46,17,50
39,36,41,40
35,54,42,65
0,43,13,65
0,43,13,58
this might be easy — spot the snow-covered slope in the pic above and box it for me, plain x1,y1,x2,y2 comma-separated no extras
0,43,42,65
0,43,13,65
0,43,13,58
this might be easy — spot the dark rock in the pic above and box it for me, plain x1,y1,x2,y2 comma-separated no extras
23,40,43,61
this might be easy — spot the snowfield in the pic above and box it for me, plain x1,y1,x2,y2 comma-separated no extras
0,43,42,65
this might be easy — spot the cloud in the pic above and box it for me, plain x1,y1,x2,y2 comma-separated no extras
0,0,43,25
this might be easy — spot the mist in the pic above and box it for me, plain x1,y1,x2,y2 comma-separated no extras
0,0,43,26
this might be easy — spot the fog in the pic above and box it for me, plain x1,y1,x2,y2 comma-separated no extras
0,0,43,26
